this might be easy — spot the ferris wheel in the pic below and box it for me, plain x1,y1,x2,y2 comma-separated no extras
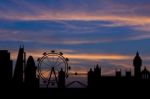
37,50,71,88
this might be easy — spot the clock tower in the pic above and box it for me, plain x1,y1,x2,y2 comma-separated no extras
133,52,142,79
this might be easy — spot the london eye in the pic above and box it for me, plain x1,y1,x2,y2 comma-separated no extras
37,50,71,88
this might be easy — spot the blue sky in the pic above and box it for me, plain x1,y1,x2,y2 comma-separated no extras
0,0,150,75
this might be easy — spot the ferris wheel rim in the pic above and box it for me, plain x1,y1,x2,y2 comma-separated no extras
37,51,69,80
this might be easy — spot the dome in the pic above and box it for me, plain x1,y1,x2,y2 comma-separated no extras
26,56,35,67
134,52,141,60
133,52,142,67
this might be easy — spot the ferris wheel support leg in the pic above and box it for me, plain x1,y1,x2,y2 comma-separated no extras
53,68,58,86
47,68,53,88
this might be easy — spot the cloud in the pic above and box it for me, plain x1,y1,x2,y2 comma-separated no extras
1,26,150,46
1,0,150,26
0,29,109,45
1,0,150,43
65,53,132,60
1,11,150,27
11,49,132,60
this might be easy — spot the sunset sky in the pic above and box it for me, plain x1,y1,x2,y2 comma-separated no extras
0,0,150,76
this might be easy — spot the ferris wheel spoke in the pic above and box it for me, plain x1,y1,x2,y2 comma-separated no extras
55,61,64,69
41,69,50,76
42,61,51,67
53,57,60,67
40,71,50,79
46,57,52,66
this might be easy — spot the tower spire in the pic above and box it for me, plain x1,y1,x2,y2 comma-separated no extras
13,46,25,87
136,51,139,56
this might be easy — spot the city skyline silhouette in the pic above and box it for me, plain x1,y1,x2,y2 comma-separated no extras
0,46,150,88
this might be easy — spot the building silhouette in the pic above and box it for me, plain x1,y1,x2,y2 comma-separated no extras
0,50,12,87
88,64,101,88
13,46,26,88
115,69,121,78
125,70,132,78
133,52,142,79
24,56,39,88
94,64,101,87
141,67,150,79
87,68,94,88
58,69,65,88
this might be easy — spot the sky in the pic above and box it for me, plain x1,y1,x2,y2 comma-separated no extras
0,0,150,79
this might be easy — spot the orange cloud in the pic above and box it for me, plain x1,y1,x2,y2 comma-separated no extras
11,49,133,61
11,49,75,60
65,53,132,60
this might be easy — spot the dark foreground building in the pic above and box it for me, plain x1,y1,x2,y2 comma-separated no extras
0,50,12,87
24,56,39,88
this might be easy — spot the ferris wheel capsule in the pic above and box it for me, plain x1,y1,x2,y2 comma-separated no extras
51,50,55,53
43,52,47,55
59,52,63,56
